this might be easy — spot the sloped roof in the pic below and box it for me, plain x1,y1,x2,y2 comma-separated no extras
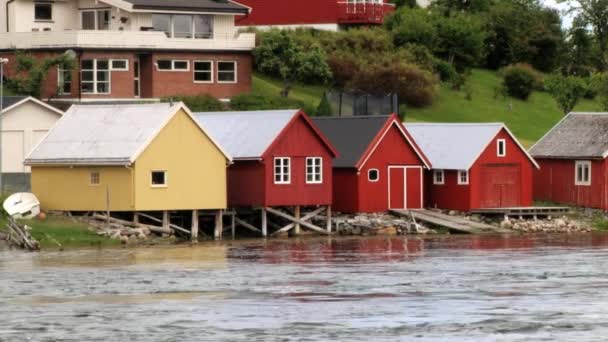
0,96,27,111
195,110,300,160
124,0,250,14
26,102,228,166
530,112,608,159
406,123,524,170
312,116,392,168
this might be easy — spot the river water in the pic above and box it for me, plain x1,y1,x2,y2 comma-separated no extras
2,234,608,341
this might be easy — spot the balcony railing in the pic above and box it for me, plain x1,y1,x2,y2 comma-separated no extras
0,30,255,51
337,2,394,24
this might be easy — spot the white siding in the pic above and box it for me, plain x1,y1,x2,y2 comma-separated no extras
2,101,62,173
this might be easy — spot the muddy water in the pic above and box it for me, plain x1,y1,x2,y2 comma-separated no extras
3,234,608,341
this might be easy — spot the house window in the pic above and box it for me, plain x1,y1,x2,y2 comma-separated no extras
433,170,444,185
156,60,189,71
575,161,591,186
151,170,167,187
80,9,110,30
57,67,71,95
306,157,322,184
368,169,379,182
497,139,506,157
458,170,469,185
34,3,52,21
193,61,213,83
89,171,100,185
217,61,236,83
81,59,110,94
274,157,290,184
110,59,129,71
152,14,214,39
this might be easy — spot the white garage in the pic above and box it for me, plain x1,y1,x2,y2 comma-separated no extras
1,97,63,191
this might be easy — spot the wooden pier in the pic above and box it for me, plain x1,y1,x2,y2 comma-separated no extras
470,206,571,219
391,209,511,234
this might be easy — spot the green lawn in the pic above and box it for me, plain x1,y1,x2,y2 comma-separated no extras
1,216,119,249
404,69,602,147
252,73,325,110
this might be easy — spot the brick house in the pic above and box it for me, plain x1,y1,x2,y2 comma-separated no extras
0,0,255,101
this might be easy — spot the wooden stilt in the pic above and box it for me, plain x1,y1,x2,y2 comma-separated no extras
271,207,325,236
261,208,268,237
214,210,223,240
265,207,330,235
231,212,236,239
326,205,332,233
133,212,139,225
235,217,261,233
294,205,301,236
191,210,199,242
162,211,169,230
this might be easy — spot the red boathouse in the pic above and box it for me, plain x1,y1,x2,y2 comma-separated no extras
530,112,608,210
195,109,337,236
313,115,431,213
406,123,539,212
235,0,395,31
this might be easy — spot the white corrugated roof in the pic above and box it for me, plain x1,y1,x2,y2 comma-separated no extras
26,102,186,165
194,110,299,159
405,123,505,170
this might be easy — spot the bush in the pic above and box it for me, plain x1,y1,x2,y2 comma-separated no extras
230,94,309,112
163,94,225,112
545,73,587,114
501,65,538,100
316,94,333,116
434,59,458,82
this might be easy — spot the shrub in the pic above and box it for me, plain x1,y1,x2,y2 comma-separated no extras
163,94,225,112
593,73,608,110
501,65,537,100
316,94,333,116
229,94,307,111
434,59,458,82
500,64,544,90
545,73,587,114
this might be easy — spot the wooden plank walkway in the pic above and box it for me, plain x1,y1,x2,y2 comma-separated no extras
470,206,570,218
390,209,510,234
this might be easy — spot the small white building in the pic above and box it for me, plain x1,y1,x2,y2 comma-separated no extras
1,96,63,191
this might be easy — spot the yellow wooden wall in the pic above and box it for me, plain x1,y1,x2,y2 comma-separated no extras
31,166,134,211
133,108,228,211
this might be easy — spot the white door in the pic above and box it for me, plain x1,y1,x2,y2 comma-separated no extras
2,131,25,173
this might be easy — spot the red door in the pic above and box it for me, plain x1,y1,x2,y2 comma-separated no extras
480,164,521,208
406,167,423,209
389,167,405,209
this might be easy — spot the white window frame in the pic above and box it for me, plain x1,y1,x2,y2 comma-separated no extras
433,170,445,185
57,67,71,95
457,170,469,185
497,139,506,157
575,160,591,186
193,60,214,83
79,9,111,30
150,170,168,188
274,157,291,184
89,171,100,186
368,168,380,182
305,157,323,184
217,61,237,84
156,60,190,72
81,59,111,95
110,59,129,71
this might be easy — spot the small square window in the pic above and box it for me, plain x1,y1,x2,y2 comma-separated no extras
173,60,189,71
433,170,444,185
111,59,129,71
497,139,506,157
368,169,379,182
156,60,172,70
274,157,290,184
194,61,213,83
306,157,322,184
217,61,236,83
151,171,167,187
35,3,52,21
458,170,469,185
89,171,100,185
575,161,591,186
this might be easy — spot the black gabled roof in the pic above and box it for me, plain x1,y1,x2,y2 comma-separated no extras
125,0,249,14
312,116,390,168
1,96,27,111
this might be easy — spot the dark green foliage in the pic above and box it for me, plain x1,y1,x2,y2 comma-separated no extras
435,13,486,68
316,94,333,116
164,94,225,112
502,64,537,100
389,0,418,8
545,73,587,114
434,59,458,82
230,94,311,112
592,72,608,110
387,8,439,50
561,0,608,70
6,50,75,98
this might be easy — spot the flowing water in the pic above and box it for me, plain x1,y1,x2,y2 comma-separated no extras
2,234,608,341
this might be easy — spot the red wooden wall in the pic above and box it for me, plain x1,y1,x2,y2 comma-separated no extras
228,161,266,207
426,170,471,211
333,169,359,213
534,158,607,210
236,0,340,26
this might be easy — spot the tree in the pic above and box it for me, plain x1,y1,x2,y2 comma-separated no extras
316,93,333,116
431,0,496,15
545,73,587,114
593,72,608,110
435,13,486,68
386,7,438,50
253,30,332,97
559,0,608,70
389,0,418,8
6,50,75,98
561,21,596,76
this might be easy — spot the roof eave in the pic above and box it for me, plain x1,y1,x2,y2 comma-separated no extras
131,5,249,14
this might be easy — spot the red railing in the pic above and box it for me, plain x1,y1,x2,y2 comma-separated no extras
337,1,394,25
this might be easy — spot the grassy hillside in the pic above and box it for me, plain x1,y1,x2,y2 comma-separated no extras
252,69,602,147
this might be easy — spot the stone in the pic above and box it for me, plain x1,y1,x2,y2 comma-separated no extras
448,210,459,216
120,236,129,244
377,226,398,235
555,219,567,228
500,219,513,230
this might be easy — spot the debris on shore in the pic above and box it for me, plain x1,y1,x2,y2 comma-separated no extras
327,212,436,236
79,214,174,244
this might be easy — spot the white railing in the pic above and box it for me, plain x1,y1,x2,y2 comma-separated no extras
0,30,256,51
